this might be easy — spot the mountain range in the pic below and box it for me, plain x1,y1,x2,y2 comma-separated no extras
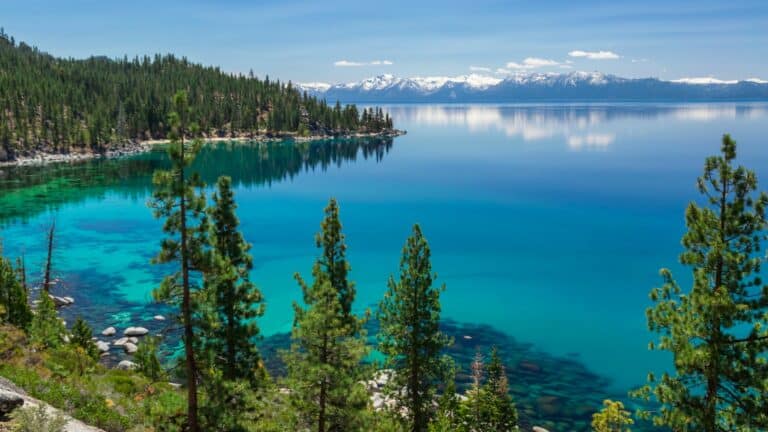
298,72,768,103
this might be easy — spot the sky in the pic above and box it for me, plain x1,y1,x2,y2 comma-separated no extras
2,0,767,84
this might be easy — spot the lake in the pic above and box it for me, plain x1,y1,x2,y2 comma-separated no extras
2,103,768,429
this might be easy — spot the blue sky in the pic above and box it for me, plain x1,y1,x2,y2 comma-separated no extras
2,0,767,83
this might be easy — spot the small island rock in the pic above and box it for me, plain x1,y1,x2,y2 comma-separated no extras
124,327,149,336
117,360,137,370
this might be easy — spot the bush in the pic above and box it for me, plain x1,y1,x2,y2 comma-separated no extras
12,404,68,432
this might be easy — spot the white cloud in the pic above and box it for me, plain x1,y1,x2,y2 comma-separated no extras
495,68,513,75
559,64,574,69
334,59,393,67
505,57,560,70
470,65,492,72
568,50,620,60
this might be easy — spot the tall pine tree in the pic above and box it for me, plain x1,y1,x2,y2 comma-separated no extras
284,198,368,432
202,175,265,383
378,224,451,432
636,135,768,430
149,90,208,432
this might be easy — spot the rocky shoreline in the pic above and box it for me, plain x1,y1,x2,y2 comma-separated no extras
0,129,406,168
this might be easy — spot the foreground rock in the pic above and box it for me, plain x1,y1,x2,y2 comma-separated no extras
123,327,149,337
0,389,23,417
0,378,104,431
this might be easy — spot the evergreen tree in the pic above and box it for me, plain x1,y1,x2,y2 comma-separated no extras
284,199,368,432
378,224,451,432
591,400,633,432
29,292,65,349
635,135,768,430
149,90,209,432
0,255,32,330
476,347,518,431
70,316,99,361
134,336,165,381
202,175,265,384
431,361,461,432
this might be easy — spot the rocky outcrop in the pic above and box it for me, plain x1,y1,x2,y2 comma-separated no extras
0,389,23,418
0,377,105,431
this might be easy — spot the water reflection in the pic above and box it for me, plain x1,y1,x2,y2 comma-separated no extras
0,137,394,224
387,103,768,150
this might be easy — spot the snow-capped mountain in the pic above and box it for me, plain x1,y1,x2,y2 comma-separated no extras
298,72,768,102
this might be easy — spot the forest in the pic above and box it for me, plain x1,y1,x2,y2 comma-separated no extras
0,29,394,161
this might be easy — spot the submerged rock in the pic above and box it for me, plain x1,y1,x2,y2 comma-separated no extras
153,315,166,321
124,327,149,336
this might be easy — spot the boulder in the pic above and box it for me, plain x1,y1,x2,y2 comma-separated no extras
117,360,137,370
124,343,138,354
532,427,550,432
0,389,23,417
113,337,129,347
49,295,73,307
128,337,139,344
153,315,166,321
124,327,149,336
101,327,116,337
96,341,110,353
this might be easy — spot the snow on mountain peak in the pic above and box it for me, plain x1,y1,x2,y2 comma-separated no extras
670,77,739,85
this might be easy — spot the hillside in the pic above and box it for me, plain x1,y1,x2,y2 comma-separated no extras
0,31,394,162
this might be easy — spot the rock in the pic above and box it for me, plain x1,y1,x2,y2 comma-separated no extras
153,315,166,321
0,389,23,417
128,337,139,344
49,295,74,307
117,360,137,370
96,341,110,353
124,327,149,336
123,342,138,354
101,327,116,336
532,427,550,432
113,337,129,346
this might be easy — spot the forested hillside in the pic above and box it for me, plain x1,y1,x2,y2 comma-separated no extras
0,29,394,160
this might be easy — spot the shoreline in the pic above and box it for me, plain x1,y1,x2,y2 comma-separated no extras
0,130,406,168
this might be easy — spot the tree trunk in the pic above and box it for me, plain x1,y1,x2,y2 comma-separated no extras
43,221,54,293
179,134,199,432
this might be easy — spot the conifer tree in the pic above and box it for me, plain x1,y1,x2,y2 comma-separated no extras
477,347,518,431
202,175,265,384
29,292,65,349
378,224,451,432
0,255,31,330
70,316,99,360
149,90,208,432
635,135,768,430
284,199,368,432
135,336,165,381
591,400,633,432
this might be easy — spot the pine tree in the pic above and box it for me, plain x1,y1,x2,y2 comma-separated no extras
149,90,208,432
283,198,368,432
202,175,265,384
70,316,99,360
635,135,768,430
29,292,65,349
134,336,165,381
591,400,633,432
0,255,32,330
478,347,518,431
378,224,451,432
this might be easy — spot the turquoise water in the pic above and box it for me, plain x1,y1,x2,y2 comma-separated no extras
2,103,768,422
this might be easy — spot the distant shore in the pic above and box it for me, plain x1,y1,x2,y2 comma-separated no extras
0,129,406,168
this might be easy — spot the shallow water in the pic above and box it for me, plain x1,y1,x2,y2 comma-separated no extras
2,103,768,428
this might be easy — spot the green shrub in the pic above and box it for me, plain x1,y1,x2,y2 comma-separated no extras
12,404,68,432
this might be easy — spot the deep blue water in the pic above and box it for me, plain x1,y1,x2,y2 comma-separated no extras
2,103,768,428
